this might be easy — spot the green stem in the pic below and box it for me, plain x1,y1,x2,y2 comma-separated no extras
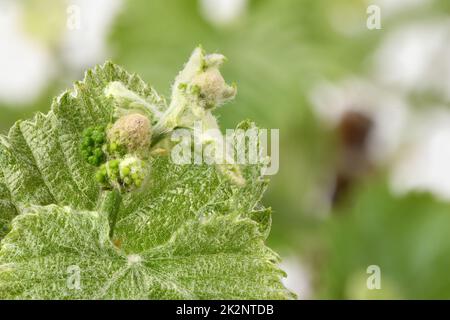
98,189,122,238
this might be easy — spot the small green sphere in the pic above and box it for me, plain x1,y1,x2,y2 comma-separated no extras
121,166,131,177
119,156,147,190
110,159,120,168
109,142,118,152
95,170,107,183
96,156,148,191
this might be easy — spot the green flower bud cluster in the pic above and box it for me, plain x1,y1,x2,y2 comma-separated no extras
96,156,146,190
81,114,152,192
105,138,127,157
81,125,107,166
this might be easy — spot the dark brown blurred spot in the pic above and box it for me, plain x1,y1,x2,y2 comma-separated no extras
331,110,374,206
338,110,373,150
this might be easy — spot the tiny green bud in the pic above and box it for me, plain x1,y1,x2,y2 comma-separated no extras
81,125,107,167
95,169,107,183
109,142,118,152
93,134,104,144
83,136,93,146
88,156,97,165
135,179,142,188
119,155,147,190
110,159,120,168
98,156,148,191
99,165,107,174
121,166,131,177
93,148,103,157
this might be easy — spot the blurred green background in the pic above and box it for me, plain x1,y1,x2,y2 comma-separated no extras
2,0,450,299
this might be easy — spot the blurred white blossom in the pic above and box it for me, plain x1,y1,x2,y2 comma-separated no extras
371,18,450,200
0,1,54,105
373,20,450,101
369,0,431,17
0,0,123,106
280,256,312,299
390,108,450,201
62,0,123,70
199,0,247,27
310,78,409,164
311,12,450,201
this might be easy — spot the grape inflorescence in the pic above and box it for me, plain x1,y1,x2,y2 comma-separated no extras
81,126,107,166
81,115,150,192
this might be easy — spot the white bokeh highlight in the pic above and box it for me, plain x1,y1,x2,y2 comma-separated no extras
0,0,123,105
199,0,247,27
62,0,123,70
0,1,54,105
391,108,450,201
280,256,312,299
374,20,450,101
370,0,431,17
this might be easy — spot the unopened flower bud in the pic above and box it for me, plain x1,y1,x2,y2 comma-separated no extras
107,113,152,158
191,68,236,109
119,156,147,190
96,156,148,191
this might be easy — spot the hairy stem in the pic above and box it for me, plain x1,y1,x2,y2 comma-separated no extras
98,189,122,238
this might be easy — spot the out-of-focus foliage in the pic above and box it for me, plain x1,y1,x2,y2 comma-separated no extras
321,177,450,299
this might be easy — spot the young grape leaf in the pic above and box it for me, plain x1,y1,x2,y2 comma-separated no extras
0,172,16,239
0,204,288,299
0,58,293,299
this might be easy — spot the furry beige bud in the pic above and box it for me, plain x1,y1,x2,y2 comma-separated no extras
107,113,152,157
191,69,236,109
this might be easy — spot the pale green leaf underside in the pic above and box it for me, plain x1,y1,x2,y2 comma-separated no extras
0,205,289,299
0,62,292,299
0,172,16,239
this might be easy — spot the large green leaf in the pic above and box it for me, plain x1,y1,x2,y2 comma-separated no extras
0,172,16,239
0,59,292,299
0,204,286,299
